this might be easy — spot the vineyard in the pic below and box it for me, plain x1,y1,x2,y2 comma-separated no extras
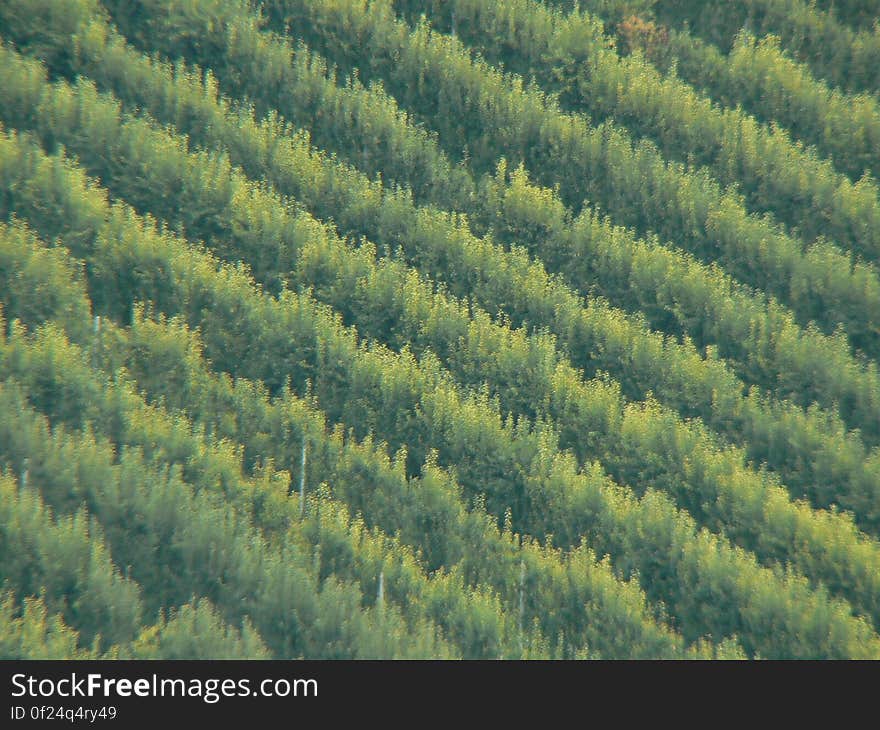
1,0,879,659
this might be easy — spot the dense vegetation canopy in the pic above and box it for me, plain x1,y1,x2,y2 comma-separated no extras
1,0,879,659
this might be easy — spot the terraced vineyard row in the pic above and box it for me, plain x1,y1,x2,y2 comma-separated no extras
1,0,879,658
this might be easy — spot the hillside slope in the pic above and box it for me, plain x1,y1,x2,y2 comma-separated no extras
0,0,878,659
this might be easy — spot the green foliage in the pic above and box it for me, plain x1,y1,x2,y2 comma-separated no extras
635,25,880,184
0,0,877,659
0,226,679,657
394,0,880,267
1,121,875,658
0,376,462,658
87,0,880,447
0,471,143,650
246,0,880,359
28,0,879,543
121,600,272,660
0,591,97,659
813,0,879,28
9,64,879,633
32,0,878,463
649,0,880,97
0,220,92,342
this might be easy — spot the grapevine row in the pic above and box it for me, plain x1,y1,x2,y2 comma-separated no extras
242,0,880,355
12,58,880,631
647,0,880,98
620,21,880,184
0,218,688,658
1,127,876,657
0,377,458,658
71,0,880,448
29,2,880,529
391,0,880,264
